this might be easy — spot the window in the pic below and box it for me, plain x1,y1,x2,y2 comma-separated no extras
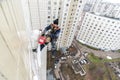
48,1,51,4
47,20,50,22
53,16,55,18
48,7,51,10
54,2,57,5
112,21,114,23
64,13,67,16
48,16,50,18
48,11,50,14
66,4,69,6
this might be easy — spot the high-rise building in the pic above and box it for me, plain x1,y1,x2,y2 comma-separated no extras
90,0,102,12
0,0,55,79
21,0,49,80
57,0,86,49
77,12,120,50
47,0,61,25
88,1,120,19
0,0,30,80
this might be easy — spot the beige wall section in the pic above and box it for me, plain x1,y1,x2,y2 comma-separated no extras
0,0,30,80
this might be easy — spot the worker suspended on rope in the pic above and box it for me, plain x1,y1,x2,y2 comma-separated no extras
38,23,60,51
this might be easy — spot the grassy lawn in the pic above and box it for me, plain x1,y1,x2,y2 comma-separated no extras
88,53,102,63
88,53,120,63
86,53,118,80
117,49,120,53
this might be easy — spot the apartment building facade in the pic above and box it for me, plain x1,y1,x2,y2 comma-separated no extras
0,0,30,80
57,0,86,49
77,12,120,50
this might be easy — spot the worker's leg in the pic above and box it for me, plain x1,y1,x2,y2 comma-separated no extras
51,39,57,58
40,44,45,51
51,39,56,48
43,25,51,34
40,42,50,51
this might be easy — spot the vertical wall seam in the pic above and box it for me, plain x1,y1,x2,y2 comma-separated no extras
0,3,11,30
28,0,33,30
37,0,42,29
0,31,15,61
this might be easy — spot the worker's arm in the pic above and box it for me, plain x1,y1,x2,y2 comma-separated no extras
44,25,51,33
55,29,61,39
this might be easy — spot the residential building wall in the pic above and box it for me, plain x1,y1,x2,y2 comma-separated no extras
0,0,48,80
89,1,120,19
77,12,120,50
47,0,60,25
57,0,86,49
0,0,30,80
21,0,48,80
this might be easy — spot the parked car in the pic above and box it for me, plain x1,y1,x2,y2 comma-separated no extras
80,59,88,65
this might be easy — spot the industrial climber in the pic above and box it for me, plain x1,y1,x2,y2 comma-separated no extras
38,23,60,51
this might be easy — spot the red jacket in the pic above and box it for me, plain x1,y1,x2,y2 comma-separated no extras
38,36,46,45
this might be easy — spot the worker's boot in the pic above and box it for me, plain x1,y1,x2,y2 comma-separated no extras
40,44,45,51
32,48,37,53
